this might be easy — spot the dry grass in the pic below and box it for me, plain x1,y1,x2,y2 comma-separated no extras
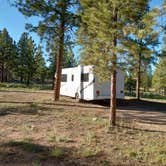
0,90,166,166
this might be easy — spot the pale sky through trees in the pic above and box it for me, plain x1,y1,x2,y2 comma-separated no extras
0,0,163,63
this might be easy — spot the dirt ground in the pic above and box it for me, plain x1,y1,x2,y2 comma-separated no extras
0,90,166,166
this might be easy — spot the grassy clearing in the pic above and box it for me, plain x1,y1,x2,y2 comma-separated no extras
125,95,166,103
0,82,52,91
125,90,166,102
0,90,165,166
108,129,166,165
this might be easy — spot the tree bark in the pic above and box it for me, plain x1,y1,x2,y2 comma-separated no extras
27,75,30,86
110,69,117,126
4,66,8,82
20,74,23,83
136,53,141,100
1,63,4,83
164,87,166,96
110,7,117,126
54,3,66,101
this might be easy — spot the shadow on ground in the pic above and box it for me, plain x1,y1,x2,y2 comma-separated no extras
88,99,166,111
0,100,108,112
85,99,166,127
0,103,56,117
0,98,165,128
0,140,113,166
118,99,166,112
116,99,166,126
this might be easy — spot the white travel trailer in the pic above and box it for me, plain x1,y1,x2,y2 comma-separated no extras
60,65,124,101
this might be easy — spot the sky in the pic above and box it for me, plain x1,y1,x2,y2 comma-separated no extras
0,0,40,43
0,0,164,63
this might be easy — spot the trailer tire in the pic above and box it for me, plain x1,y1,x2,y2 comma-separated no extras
75,93,80,102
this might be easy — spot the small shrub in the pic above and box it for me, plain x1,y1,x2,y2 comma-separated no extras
49,148,64,158
32,160,41,166
47,132,72,143
153,152,166,164
56,136,73,143
30,102,38,108
85,131,97,146
82,147,101,158
129,151,138,158
100,160,110,166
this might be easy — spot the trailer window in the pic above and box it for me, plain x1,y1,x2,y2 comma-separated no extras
71,75,74,81
81,73,89,82
61,74,67,82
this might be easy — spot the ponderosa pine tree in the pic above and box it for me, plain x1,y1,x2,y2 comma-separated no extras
78,0,150,126
15,0,80,101
34,45,47,84
152,34,166,95
17,33,27,83
160,0,166,31
17,33,36,85
47,41,77,89
0,28,17,82
152,56,166,95
123,8,159,100
141,64,152,92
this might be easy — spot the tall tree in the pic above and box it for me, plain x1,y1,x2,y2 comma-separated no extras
15,0,80,101
152,34,166,95
141,64,152,92
17,33,36,85
0,28,17,82
34,45,47,84
160,0,166,32
123,8,159,100
152,56,166,95
78,0,150,126
47,38,77,88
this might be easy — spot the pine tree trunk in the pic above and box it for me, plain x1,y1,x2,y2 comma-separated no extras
5,67,8,82
52,76,55,90
110,7,117,126
1,63,4,83
110,69,117,126
20,70,23,83
136,53,141,100
54,4,65,101
164,87,166,96
20,75,23,83
26,72,30,86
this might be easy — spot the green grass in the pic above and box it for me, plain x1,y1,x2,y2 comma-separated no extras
1,89,165,165
47,133,73,143
108,130,166,165
81,147,101,158
125,146,166,164
0,82,52,91
49,148,64,158
125,90,166,101
32,160,41,166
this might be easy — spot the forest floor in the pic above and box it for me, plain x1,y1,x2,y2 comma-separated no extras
0,90,166,166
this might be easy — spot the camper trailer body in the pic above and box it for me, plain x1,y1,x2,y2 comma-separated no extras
60,65,124,100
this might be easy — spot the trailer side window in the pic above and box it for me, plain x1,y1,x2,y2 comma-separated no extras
61,74,67,82
81,73,89,82
71,75,74,81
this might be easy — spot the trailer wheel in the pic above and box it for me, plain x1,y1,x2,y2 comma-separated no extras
75,93,80,102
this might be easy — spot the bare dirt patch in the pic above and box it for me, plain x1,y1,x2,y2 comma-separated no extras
0,91,165,166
